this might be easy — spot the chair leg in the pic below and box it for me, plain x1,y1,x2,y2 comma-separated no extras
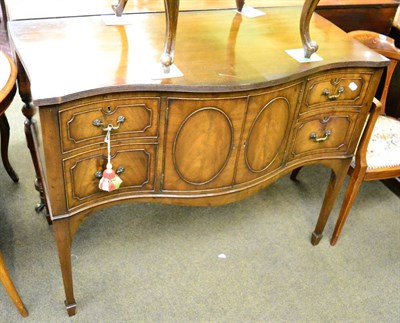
330,166,367,246
0,250,28,317
0,114,19,182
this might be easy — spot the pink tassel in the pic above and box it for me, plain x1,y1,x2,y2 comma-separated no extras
99,164,123,192
98,126,123,192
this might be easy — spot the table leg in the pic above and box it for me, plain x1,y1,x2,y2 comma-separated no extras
161,0,179,73
53,218,76,316
16,56,51,223
300,0,321,58
311,162,349,245
236,0,245,12
111,0,128,16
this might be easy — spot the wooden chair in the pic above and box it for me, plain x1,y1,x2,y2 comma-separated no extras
1,2,17,181
0,250,28,317
292,30,400,245
0,50,27,316
0,50,18,182
329,30,400,245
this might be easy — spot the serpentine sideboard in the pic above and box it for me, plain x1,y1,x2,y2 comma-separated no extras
8,1,387,316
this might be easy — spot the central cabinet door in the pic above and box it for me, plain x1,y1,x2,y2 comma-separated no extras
235,82,303,184
163,97,247,192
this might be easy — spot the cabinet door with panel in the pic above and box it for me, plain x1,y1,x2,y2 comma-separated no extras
162,97,247,192
235,82,303,184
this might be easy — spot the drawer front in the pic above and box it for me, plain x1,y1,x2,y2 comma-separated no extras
302,72,372,112
63,144,156,209
59,97,160,152
289,112,359,159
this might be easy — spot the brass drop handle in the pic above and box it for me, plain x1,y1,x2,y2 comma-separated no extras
116,166,125,175
95,166,125,178
322,86,344,100
310,130,331,142
92,115,126,130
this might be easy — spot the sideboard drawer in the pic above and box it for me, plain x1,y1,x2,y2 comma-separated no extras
63,144,157,209
288,112,359,159
301,72,372,113
59,97,160,152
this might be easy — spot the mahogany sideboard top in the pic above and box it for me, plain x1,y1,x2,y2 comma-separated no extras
10,7,387,105
8,3,388,317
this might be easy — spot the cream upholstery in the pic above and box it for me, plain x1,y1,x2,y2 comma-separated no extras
352,115,400,169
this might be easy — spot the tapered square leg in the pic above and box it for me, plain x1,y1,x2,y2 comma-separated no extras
53,218,77,316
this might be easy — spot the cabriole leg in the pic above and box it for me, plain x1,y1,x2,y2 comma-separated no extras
161,0,180,73
0,113,19,182
236,0,245,11
300,0,321,58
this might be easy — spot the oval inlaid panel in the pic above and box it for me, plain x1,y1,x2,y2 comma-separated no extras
245,97,289,172
173,107,233,185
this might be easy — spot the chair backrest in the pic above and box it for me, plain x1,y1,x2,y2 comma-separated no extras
348,30,400,114
0,0,7,30
0,0,11,55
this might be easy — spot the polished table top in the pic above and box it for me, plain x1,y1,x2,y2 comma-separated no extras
5,0,399,20
9,6,386,106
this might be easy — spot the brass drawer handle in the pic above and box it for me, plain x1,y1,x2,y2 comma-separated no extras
322,86,344,100
310,130,331,142
116,166,125,175
92,115,126,130
95,166,124,178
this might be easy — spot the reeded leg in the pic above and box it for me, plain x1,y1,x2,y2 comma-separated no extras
0,250,29,317
161,0,180,73
311,165,349,245
53,218,76,316
330,166,367,246
0,114,19,182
